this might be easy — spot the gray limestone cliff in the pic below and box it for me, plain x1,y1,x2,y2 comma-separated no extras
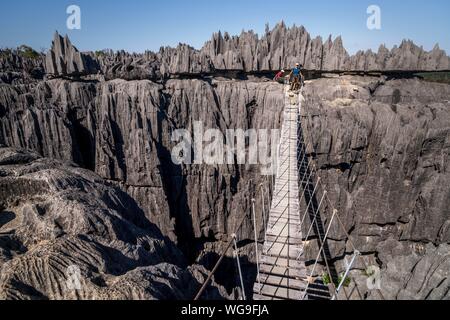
300,75,450,299
0,147,228,300
0,29,449,300
1,73,449,299
4,23,449,82
44,32,99,77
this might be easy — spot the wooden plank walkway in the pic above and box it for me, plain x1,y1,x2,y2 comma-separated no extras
253,86,308,300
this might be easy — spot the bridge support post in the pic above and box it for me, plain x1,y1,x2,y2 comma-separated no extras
332,251,360,300
251,198,262,292
233,234,247,300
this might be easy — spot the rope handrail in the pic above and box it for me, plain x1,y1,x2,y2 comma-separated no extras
193,197,252,300
233,235,247,300
194,175,274,300
195,83,385,301
299,95,357,299
251,198,261,293
193,236,235,300
299,90,386,300
332,250,360,300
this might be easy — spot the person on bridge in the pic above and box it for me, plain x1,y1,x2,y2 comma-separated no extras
290,63,304,91
274,70,285,84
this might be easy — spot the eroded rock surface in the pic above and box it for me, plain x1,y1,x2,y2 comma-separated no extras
0,48,44,85
300,76,450,299
0,29,449,300
0,77,283,253
0,147,228,300
44,32,99,77
1,73,449,299
4,24,449,82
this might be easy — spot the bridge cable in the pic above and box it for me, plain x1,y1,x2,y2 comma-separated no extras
299,90,385,300
233,234,247,300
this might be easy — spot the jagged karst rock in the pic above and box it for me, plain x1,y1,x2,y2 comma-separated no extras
24,24,450,82
0,76,284,254
45,32,99,77
1,72,449,299
200,23,450,72
0,147,228,300
0,48,44,84
300,76,450,299
96,50,162,81
375,240,450,300
160,44,213,76
1,27,450,300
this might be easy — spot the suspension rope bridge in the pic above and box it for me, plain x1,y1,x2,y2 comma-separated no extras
253,86,306,300
194,84,384,301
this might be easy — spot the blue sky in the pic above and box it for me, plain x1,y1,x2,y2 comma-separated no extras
1,0,449,55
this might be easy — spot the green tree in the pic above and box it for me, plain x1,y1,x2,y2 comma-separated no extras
18,45,40,59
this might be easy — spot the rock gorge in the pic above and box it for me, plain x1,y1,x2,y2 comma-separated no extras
0,24,449,300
